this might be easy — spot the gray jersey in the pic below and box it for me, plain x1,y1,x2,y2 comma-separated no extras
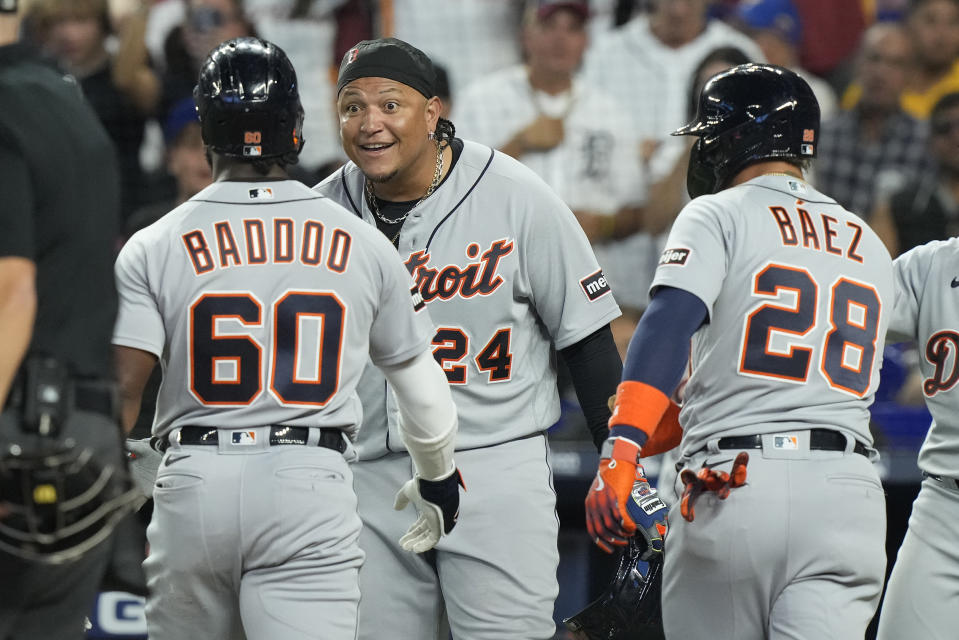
889,238,959,478
113,180,433,440
651,174,894,454
314,139,621,456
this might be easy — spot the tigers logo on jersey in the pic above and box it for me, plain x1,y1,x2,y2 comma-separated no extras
659,248,690,266
580,270,611,301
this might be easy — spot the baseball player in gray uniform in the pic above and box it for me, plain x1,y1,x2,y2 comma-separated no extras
586,64,894,639
111,38,461,640
314,37,635,639
876,238,959,639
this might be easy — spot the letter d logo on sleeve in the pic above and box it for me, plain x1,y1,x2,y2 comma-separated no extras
580,269,611,301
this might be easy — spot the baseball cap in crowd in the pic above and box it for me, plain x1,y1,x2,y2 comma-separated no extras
734,0,802,45
532,0,590,20
336,38,437,99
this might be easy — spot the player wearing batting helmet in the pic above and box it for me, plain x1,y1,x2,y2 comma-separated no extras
112,37,462,640
587,64,894,639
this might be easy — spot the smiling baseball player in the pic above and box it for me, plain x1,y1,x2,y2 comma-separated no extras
111,38,460,640
315,37,632,640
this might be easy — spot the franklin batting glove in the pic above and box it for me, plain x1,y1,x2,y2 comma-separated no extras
626,481,668,560
394,468,465,553
586,437,644,553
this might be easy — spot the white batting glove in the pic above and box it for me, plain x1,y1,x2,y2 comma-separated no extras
125,438,163,503
393,468,464,553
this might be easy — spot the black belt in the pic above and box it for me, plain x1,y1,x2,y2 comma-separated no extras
716,429,868,457
165,426,346,454
924,473,959,490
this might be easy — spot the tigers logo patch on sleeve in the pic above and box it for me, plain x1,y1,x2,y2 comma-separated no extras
580,270,611,301
659,248,690,266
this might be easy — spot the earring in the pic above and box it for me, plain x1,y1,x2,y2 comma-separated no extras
428,131,435,140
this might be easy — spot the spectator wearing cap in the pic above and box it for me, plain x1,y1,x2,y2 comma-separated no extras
870,91,959,255
732,0,836,119
454,0,648,316
815,23,932,221
123,97,211,240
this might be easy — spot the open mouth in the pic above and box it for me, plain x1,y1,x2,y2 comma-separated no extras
359,142,395,154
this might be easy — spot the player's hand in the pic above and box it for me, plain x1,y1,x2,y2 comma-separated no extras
520,115,565,151
394,468,465,553
585,438,644,553
625,481,668,560
125,437,163,502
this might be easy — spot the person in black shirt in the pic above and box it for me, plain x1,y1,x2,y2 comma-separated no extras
873,91,959,255
30,0,159,223
0,3,136,638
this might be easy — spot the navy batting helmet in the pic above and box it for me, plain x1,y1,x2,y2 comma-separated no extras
194,37,305,160
563,537,666,640
672,63,820,199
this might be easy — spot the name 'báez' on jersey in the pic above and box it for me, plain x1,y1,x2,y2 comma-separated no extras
180,217,353,275
403,238,514,303
766,202,865,263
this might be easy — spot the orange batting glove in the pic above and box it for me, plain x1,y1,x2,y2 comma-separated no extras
585,438,644,553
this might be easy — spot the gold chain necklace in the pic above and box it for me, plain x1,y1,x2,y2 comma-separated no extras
366,143,444,243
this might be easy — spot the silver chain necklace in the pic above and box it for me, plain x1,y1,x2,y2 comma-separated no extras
366,143,444,228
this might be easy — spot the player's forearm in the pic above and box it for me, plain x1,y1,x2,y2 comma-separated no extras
0,258,36,408
382,349,458,480
559,325,622,451
113,345,158,435
610,287,705,446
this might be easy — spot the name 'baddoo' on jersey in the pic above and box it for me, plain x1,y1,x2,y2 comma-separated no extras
180,214,353,275
766,200,866,263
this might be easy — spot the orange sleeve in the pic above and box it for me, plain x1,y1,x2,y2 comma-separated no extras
608,380,671,438
640,401,682,458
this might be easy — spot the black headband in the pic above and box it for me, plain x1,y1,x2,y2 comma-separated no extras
336,38,436,99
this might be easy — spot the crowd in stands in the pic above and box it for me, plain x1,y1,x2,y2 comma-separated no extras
18,0,959,416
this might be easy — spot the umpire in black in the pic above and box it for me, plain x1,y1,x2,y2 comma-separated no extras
0,1,137,638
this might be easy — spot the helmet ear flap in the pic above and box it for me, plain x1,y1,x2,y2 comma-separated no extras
685,139,717,200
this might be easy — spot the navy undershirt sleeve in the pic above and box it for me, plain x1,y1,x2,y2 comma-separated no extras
559,324,622,452
622,286,708,394
610,287,707,447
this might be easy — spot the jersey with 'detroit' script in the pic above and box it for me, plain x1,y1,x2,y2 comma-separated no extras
889,237,959,479
314,139,621,458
